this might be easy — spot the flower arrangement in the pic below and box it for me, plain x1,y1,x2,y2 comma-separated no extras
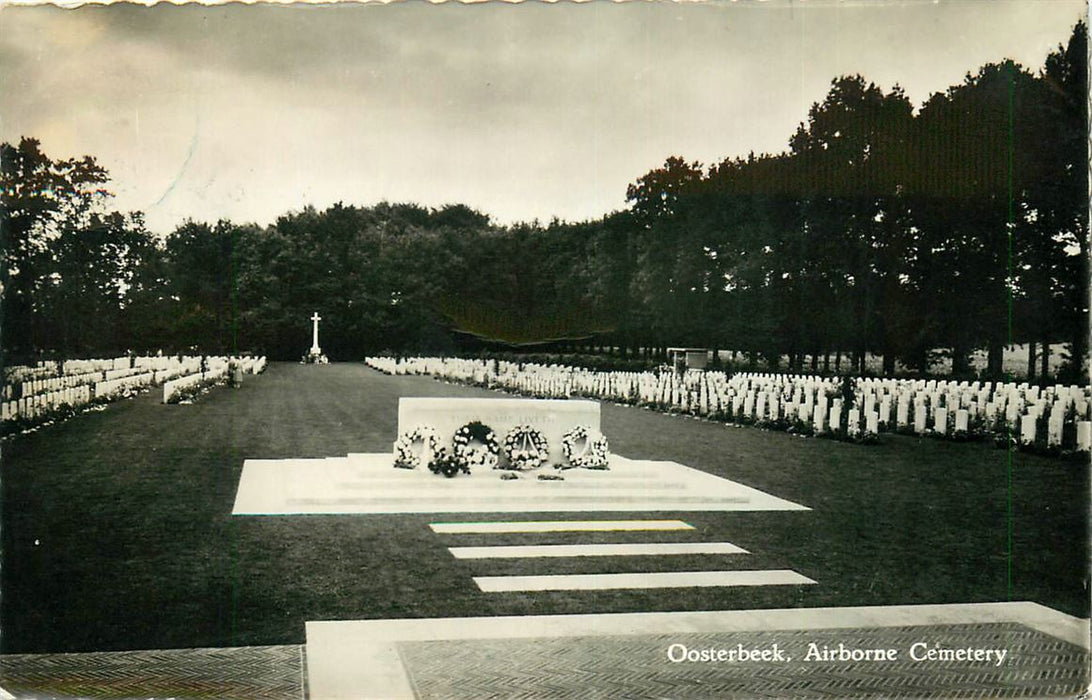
393,425,442,470
561,425,610,469
429,447,468,478
501,425,549,470
452,420,500,471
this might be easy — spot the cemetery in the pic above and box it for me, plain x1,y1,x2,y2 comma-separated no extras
1,3,1088,697
1,359,1087,697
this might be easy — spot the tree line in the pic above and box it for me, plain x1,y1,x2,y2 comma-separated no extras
1,22,1086,381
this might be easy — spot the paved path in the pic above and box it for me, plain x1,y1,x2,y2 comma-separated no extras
306,603,1089,699
4,603,1086,699
0,645,305,699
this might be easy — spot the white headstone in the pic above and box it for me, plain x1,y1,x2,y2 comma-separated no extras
1076,422,1091,452
913,405,927,434
1047,414,1064,446
1020,414,1036,445
934,407,948,435
847,409,860,436
896,399,909,427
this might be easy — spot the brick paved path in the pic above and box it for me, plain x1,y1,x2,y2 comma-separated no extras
0,645,304,699
399,623,1087,699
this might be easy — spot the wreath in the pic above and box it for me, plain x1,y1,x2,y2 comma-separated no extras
452,421,500,471
393,425,442,470
501,425,549,471
561,425,611,469
429,447,468,478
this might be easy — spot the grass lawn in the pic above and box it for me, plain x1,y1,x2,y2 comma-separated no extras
2,362,1087,653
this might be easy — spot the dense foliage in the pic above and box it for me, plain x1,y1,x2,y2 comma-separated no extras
2,24,1086,381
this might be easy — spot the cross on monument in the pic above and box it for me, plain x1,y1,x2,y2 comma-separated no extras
310,312,322,355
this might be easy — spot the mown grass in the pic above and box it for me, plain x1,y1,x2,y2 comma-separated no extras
2,362,1086,653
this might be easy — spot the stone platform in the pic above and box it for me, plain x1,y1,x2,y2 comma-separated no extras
231,453,808,515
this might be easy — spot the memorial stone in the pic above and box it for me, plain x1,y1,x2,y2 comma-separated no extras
896,399,909,427
934,407,948,435
398,398,599,464
1020,414,1037,444
913,405,927,434
1077,422,1092,451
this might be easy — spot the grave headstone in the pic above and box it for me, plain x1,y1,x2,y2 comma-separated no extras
847,408,860,436
1020,414,1037,445
1047,413,1064,447
934,407,948,435
913,405,927,434
896,399,909,427
1077,422,1092,452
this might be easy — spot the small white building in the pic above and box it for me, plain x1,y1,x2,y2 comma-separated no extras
667,347,710,372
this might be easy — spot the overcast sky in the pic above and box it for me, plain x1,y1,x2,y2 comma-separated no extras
0,0,1085,235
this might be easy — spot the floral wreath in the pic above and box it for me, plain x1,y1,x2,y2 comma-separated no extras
501,425,549,471
393,425,442,470
429,447,467,478
452,420,500,471
561,425,610,469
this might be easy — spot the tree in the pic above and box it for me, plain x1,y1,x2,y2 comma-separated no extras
1,137,110,359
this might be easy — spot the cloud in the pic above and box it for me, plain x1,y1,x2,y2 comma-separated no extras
0,1,1084,233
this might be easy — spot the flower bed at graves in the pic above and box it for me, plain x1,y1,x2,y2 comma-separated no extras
1,354,268,436
365,356,1092,457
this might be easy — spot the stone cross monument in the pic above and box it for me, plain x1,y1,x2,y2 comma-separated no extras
310,312,322,355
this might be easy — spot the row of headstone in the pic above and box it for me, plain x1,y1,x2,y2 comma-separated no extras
94,371,157,400
3,362,58,384
164,370,217,403
366,358,1092,452
1,385,93,423
161,357,267,403
4,357,209,402
2,355,266,423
